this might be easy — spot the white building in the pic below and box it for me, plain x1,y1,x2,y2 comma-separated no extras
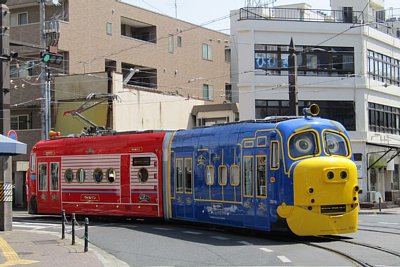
231,0,400,204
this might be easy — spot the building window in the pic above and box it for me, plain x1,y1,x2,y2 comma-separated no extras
368,50,400,87
202,43,212,60
368,102,400,134
168,34,174,53
11,114,31,130
11,12,28,26
177,36,182,47
203,84,214,100
225,48,231,63
106,22,112,35
255,100,356,131
225,83,232,102
254,44,354,77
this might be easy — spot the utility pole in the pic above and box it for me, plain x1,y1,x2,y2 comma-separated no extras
0,2,12,231
40,0,49,140
288,38,298,116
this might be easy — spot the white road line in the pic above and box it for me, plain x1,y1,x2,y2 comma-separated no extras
277,256,292,263
13,222,59,226
211,236,230,240
153,227,173,231
259,248,273,253
378,222,399,225
238,241,253,245
182,231,202,235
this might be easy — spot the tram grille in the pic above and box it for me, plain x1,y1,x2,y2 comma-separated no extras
321,204,346,214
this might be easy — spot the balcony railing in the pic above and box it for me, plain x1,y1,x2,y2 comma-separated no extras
239,7,365,24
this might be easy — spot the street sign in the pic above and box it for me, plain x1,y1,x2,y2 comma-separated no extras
7,130,18,140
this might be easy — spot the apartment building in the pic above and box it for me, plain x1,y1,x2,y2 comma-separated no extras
7,0,232,208
231,0,400,204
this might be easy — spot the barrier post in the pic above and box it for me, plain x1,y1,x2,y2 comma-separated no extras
71,213,75,245
84,217,89,252
61,210,65,239
378,197,382,212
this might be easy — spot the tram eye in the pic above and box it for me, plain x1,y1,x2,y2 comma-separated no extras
327,171,334,180
354,186,360,192
308,188,314,193
340,171,348,179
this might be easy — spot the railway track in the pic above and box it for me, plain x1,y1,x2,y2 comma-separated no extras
303,235,400,267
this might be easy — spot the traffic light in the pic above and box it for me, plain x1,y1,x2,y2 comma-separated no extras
40,50,63,64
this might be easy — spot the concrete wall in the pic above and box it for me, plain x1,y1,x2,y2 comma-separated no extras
113,73,204,131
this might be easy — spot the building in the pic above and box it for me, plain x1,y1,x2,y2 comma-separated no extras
8,0,232,208
231,0,400,204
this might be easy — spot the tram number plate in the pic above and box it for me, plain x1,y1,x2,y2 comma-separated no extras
321,204,346,214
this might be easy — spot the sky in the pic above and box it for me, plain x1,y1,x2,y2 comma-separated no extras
124,0,400,33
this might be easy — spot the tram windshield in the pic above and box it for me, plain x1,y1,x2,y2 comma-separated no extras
289,131,319,159
323,131,349,157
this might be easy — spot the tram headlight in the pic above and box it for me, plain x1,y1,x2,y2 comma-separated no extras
327,171,334,180
340,171,348,179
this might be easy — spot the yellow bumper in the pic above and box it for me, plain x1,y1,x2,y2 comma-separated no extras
277,204,358,236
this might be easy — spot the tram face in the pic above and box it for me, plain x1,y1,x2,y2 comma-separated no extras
278,129,359,236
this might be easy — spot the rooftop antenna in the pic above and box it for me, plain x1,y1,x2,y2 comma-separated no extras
245,0,276,7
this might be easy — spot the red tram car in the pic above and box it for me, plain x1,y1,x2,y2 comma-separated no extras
27,132,169,217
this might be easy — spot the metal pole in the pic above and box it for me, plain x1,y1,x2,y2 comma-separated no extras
84,217,89,252
61,210,65,239
40,0,48,140
288,37,298,116
0,3,12,231
71,213,75,245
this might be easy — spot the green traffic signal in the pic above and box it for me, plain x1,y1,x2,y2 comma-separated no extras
42,53,51,63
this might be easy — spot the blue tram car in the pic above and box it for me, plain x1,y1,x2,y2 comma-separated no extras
166,107,359,236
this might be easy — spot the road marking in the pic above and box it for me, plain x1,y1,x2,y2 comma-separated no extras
153,227,173,231
259,248,273,253
182,231,202,235
378,222,399,225
238,241,253,245
0,236,39,266
277,256,291,263
211,236,230,240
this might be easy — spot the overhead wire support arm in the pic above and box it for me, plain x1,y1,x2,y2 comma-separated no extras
63,93,120,136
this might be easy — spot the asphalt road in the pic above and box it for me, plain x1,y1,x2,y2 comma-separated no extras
12,211,400,266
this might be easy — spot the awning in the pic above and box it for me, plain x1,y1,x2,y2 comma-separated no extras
0,134,27,156
368,154,387,169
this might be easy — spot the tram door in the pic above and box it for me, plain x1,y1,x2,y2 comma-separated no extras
36,157,61,214
174,154,194,219
242,139,270,229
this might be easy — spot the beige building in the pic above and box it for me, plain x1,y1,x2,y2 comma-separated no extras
8,0,233,208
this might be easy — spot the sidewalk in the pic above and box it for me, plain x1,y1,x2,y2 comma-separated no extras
0,229,128,267
358,206,400,215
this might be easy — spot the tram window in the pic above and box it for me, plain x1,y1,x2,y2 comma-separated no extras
138,168,149,183
271,141,279,169
76,168,86,183
30,153,36,172
184,159,192,193
107,168,116,183
132,157,151,166
230,165,240,186
65,169,73,183
206,165,214,185
38,163,47,191
218,165,228,186
257,156,267,197
244,157,253,196
93,168,103,183
50,163,59,191
176,159,183,192
257,137,267,147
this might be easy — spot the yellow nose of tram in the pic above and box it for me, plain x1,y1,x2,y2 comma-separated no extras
277,157,359,236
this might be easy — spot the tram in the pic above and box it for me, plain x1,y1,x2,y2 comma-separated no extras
27,105,360,236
